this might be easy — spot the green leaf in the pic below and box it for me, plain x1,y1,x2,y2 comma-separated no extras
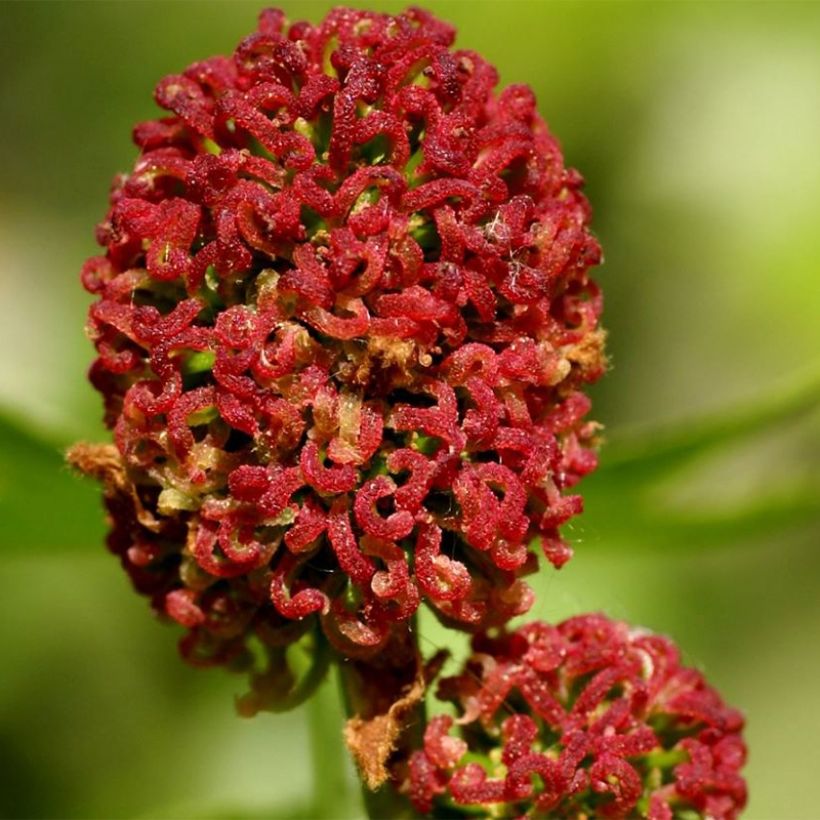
581,366,820,550
138,802,316,819
0,408,104,552
582,475,820,549
600,365,820,476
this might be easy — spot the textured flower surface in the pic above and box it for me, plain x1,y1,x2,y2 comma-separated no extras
79,6,604,696
407,614,747,819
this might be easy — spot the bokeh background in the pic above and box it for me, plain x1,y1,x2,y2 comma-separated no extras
1,1,819,818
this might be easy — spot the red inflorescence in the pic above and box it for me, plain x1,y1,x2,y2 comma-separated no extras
407,615,747,819
82,7,604,678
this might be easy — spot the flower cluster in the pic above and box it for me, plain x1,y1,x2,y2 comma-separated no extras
81,5,604,674
407,615,747,819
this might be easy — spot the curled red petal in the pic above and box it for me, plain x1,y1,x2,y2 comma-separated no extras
270,553,329,619
326,500,375,585
300,440,358,494
353,476,414,541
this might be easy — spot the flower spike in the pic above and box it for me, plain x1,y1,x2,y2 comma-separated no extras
75,5,604,693
406,615,747,819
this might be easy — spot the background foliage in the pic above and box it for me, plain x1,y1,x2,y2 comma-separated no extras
1,2,818,818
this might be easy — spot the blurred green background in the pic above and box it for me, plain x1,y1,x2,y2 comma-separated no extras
1,1,818,818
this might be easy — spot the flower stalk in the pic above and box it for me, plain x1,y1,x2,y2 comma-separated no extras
307,671,357,819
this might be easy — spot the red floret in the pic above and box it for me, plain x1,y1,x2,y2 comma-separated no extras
406,614,747,819
81,6,605,694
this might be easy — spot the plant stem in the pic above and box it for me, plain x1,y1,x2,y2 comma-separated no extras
336,625,424,819
357,778,417,819
337,666,420,819
307,672,358,819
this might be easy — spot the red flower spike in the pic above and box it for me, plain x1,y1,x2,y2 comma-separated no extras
406,615,747,819
79,6,605,686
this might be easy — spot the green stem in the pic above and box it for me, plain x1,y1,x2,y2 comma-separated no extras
336,626,424,820
308,671,358,819
337,663,420,820
357,780,417,819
